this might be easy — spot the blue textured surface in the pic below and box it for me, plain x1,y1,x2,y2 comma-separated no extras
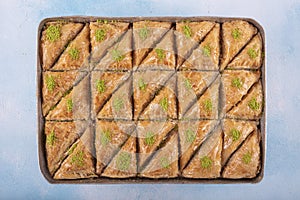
0,0,300,199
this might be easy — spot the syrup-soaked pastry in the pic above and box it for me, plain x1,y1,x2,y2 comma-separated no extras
220,20,257,70
41,22,83,70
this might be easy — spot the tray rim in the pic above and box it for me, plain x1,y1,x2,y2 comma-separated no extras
37,16,266,184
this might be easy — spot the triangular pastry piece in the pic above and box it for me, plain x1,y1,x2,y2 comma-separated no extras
90,21,129,64
45,121,87,176
180,24,220,71
101,134,137,178
98,77,132,120
227,81,263,120
222,130,261,179
91,71,130,118
137,121,177,168
182,125,222,178
54,126,97,179
221,70,261,115
133,71,174,119
46,75,89,120
41,22,83,70
140,130,178,178
222,119,257,166
179,120,218,170
42,71,87,116
133,21,172,67
95,120,135,175
175,21,216,67
138,30,175,70
228,34,263,69
52,24,90,70
184,76,220,120
94,29,132,71
177,71,218,119
220,20,257,70
139,75,177,120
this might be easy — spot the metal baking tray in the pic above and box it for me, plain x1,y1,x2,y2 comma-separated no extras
37,16,266,184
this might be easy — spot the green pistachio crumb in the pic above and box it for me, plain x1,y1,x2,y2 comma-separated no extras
231,77,243,89
203,99,213,112
242,151,252,164
116,152,131,171
111,49,125,62
138,78,147,91
200,156,212,169
247,48,258,59
145,132,155,146
67,144,77,155
95,29,106,42
46,130,56,146
248,97,260,111
66,98,73,112
185,129,196,143
113,97,124,112
139,26,149,40
45,75,56,92
68,48,80,60
202,45,211,57
155,48,166,61
159,97,168,112
183,24,192,38
71,150,84,167
100,130,111,146
97,19,108,24
232,28,241,40
230,128,241,141
184,78,192,90
46,25,61,42
160,157,170,169
96,79,106,93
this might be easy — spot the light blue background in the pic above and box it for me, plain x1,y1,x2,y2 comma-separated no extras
1,0,300,199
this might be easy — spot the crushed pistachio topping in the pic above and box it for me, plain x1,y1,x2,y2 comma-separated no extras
46,130,56,146
95,29,106,42
45,75,56,92
138,78,147,91
185,129,196,143
145,132,155,146
231,77,243,89
111,49,125,62
116,152,131,171
247,48,258,59
71,150,84,167
68,47,80,60
183,24,192,38
100,130,111,146
203,99,213,112
202,45,211,57
230,128,241,141
66,98,73,112
113,97,124,112
159,97,168,112
96,79,106,93
242,151,252,164
184,78,192,90
97,19,108,24
155,48,166,61
232,28,241,40
248,97,260,111
160,157,170,169
46,25,61,42
67,144,77,155
139,26,149,40
200,156,212,169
